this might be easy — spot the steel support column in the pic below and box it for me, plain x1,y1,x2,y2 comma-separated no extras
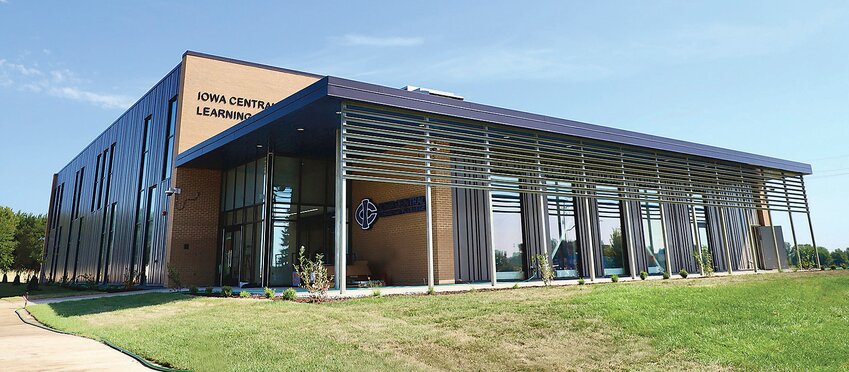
335,121,348,293
719,208,733,274
425,121,435,290
800,176,820,269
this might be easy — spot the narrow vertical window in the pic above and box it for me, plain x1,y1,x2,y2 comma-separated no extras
162,97,178,180
91,154,101,211
131,118,152,279
101,143,116,208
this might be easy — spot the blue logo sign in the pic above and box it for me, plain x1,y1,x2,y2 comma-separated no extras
355,198,378,230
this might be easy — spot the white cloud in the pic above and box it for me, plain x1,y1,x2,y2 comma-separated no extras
0,58,132,109
49,86,134,109
341,34,424,47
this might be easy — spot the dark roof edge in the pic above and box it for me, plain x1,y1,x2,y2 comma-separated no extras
176,77,331,166
183,50,324,79
325,76,813,175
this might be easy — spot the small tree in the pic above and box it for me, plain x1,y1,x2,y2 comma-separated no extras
293,246,334,301
532,254,555,286
166,263,182,291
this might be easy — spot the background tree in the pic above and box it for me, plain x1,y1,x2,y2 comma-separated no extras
0,207,17,277
13,212,46,278
830,249,848,267
790,244,832,269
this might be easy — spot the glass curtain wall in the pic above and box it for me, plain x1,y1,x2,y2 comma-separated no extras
267,156,335,287
547,182,578,278
220,157,266,287
597,186,627,277
640,196,666,274
492,176,525,281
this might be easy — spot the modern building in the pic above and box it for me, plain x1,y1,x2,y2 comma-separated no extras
42,51,819,291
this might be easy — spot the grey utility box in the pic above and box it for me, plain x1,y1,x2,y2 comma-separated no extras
756,226,789,270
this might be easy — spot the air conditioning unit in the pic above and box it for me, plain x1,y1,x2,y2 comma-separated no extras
402,85,464,100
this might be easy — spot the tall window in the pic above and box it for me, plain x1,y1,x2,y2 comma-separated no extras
91,154,101,211
162,97,177,180
597,186,626,277
547,182,579,278
102,203,117,283
492,176,524,281
141,185,157,282
131,117,152,278
101,143,115,208
640,199,666,274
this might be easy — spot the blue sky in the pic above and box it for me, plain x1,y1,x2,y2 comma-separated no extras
0,1,847,249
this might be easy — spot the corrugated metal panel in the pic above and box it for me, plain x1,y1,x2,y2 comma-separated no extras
42,66,181,286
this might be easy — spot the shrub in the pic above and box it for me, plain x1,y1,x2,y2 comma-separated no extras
512,283,520,289
264,287,275,299
221,286,233,297
239,290,251,298
188,285,198,295
532,254,555,286
1,273,6,283
679,269,688,278
77,273,96,288
371,288,381,297
26,276,38,291
610,274,619,283
662,271,670,280
282,288,297,301
204,287,213,295
577,278,585,285
694,247,714,277
294,247,334,301
830,264,837,271
427,287,436,295
121,272,140,290
166,264,182,290
12,273,21,286
639,271,648,280
842,263,848,270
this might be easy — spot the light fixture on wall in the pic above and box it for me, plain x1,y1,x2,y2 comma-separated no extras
296,128,305,132
165,187,182,197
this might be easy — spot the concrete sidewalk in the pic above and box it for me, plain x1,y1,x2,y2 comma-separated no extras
27,288,172,305
0,298,150,371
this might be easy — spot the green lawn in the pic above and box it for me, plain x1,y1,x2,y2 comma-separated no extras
0,282,100,300
26,271,849,371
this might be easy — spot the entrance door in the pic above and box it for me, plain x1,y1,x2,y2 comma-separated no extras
221,227,242,286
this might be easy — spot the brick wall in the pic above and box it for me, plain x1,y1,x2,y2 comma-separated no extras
166,167,221,286
350,180,455,285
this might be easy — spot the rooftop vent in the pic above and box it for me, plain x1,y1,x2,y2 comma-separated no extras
402,85,464,101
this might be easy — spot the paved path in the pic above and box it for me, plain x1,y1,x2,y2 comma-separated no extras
0,298,151,371
28,288,172,305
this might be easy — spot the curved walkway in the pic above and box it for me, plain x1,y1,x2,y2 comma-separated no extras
0,297,150,372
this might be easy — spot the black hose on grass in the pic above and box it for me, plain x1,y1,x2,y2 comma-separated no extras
15,307,188,372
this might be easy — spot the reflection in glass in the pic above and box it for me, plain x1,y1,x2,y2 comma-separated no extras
597,187,626,276
547,187,578,278
641,201,666,274
270,220,296,286
492,181,524,280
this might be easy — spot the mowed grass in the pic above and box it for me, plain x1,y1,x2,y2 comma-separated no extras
26,271,849,371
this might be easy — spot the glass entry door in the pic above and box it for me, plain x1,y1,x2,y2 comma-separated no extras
220,226,242,286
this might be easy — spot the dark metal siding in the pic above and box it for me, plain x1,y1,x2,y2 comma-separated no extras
42,66,181,286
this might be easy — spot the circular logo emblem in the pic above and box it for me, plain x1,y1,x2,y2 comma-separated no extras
355,198,378,230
